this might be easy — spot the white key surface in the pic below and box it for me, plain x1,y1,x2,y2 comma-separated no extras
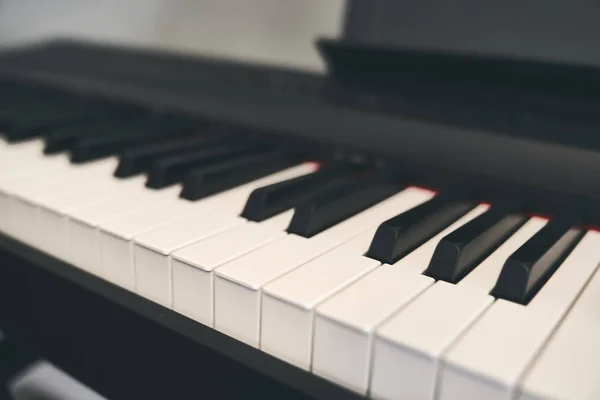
0,153,71,184
99,164,314,292
41,175,147,215
68,185,183,228
12,135,598,400
311,204,490,395
439,230,600,400
170,211,292,326
6,157,119,199
261,230,380,370
4,159,129,245
519,234,600,400
31,176,150,263
370,217,547,400
213,187,434,348
0,138,44,162
133,214,245,306
67,186,183,274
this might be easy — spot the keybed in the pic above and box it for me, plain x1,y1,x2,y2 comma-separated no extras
0,82,597,400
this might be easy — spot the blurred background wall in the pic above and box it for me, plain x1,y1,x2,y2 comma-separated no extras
0,0,346,72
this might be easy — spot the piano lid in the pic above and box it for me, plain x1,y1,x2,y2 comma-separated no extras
340,0,600,70
1,1,600,201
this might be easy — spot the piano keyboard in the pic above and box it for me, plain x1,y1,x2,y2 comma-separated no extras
0,82,598,400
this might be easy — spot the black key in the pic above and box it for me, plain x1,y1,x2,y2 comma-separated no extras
180,150,300,200
0,89,66,111
366,191,476,264
70,118,196,163
287,175,404,238
115,133,233,178
146,141,271,188
491,218,585,305
0,100,48,115
0,101,68,127
44,113,149,154
425,204,527,283
3,103,120,142
241,163,360,222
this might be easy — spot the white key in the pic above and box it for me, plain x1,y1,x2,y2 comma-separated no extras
2,157,118,203
0,159,74,228
100,164,315,292
0,151,74,229
213,187,434,348
370,217,547,400
0,137,43,151
518,232,600,400
0,136,10,154
67,186,183,275
0,153,71,185
0,139,47,166
4,158,120,241
261,230,380,370
0,144,116,238
133,214,245,306
170,211,292,326
439,230,600,400
34,176,147,259
96,198,196,284
311,204,489,395
0,153,113,196
0,140,77,232
0,146,68,231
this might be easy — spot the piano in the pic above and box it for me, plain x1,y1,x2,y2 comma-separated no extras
1,1,600,399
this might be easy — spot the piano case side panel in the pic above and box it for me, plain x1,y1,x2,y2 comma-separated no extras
0,238,362,400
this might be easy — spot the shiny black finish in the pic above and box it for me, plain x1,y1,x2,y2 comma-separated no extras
69,118,195,163
287,176,403,238
180,150,300,201
425,205,527,283
115,135,228,178
144,140,268,189
44,113,148,154
491,219,585,304
366,192,475,264
2,40,600,200
3,103,123,142
241,164,359,222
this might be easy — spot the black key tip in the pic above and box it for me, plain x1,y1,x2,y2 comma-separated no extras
491,224,584,305
365,225,400,264
114,160,139,178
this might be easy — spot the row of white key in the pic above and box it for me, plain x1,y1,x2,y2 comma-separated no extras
310,222,599,399
0,138,315,292
439,230,600,400
4,138,598,400
0,139,433,349
253,199,597,400
518,235,600,400
370,217,546,399
0,140,445,372
311,204,491,394
211,187,435,348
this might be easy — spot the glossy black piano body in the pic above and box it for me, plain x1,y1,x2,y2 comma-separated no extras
2,2,600,399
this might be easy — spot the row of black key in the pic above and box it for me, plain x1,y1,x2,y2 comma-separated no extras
0,84,410,237
0,83,587,307
367,193,585,305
